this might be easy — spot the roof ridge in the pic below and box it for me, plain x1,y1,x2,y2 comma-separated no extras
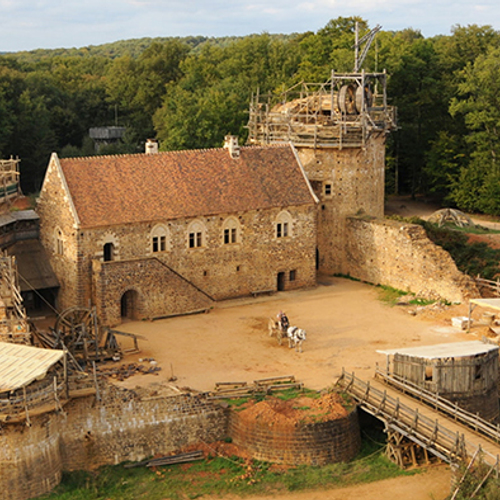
58,143,291,161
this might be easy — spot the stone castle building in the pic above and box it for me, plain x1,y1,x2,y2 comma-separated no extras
37,139,318,325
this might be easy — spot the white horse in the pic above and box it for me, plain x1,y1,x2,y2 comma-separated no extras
287,326,306,353
268,318,287,345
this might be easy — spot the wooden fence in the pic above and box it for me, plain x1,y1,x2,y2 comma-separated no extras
475,276,500,298
374,367,500,445
336,369,499,467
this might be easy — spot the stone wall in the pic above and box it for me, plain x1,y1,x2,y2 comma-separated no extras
60,384,228,471
92,258,213,325
72,205,317,325
345,217,479,302
296,134,386,275
229,406,361,466
37,154,81,311
0,416,63,500
0,384,228,500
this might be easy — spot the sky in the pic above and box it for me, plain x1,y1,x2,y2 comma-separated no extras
1,0,499,53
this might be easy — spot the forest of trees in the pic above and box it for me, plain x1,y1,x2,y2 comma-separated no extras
1,17,500,215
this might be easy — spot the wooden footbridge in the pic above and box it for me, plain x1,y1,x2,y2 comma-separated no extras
336,369,500,470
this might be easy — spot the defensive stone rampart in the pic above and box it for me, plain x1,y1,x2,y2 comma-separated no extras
345,217,479,303
0,383,228,500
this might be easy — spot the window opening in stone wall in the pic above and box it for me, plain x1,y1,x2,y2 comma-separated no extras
151,225,169,253
223,218,239,245
224,227,237,244
236,265,240,272
289,270,296,282
277,222,288,238
276,211,292,239
475,364,483,380
424,365,433,381
103,242,114,262
188,220,205,248
324,183,332,196
153,235,166,253
189,231,202,248
56,230,64,255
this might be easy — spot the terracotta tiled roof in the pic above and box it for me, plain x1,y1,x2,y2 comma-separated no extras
58,145,315,228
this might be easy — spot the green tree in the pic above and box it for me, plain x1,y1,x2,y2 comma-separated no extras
105,40,190,141
449,46,500,214
381,32,446,196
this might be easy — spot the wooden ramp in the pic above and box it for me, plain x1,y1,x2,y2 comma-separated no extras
336,370,500,468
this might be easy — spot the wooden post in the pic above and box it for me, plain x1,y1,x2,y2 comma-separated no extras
92,361,100,401
23,386,30,427
63,348,69,400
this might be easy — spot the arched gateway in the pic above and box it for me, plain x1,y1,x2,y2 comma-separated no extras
120,289,139,320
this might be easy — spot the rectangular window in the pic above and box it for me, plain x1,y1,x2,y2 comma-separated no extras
283,222,288,237
224,228,237,244
57,239,64,255
325,183,332,196
289,270,296,281
190,231,202,248
153,235,166,252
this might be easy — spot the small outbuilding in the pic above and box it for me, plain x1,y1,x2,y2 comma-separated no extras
378,341,499,422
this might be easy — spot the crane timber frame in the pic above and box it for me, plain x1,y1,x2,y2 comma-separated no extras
247,69,397,150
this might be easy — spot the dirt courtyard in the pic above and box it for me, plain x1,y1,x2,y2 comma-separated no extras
116,275,472,393
109,275,482,500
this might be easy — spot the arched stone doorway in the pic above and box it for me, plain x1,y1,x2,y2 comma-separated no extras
120,289,139,320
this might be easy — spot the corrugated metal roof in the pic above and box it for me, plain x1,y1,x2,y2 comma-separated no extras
11,210,39,222
0,213,15,228
377,341,498,360
0,342,64,392
470,298,500,312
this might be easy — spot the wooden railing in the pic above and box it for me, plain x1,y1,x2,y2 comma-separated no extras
475,276,500,297
374,367,500,445
336,369,499,466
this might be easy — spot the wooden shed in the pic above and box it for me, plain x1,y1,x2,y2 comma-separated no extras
379,341,499,422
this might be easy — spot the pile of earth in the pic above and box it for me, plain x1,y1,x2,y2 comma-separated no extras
235,391,350,428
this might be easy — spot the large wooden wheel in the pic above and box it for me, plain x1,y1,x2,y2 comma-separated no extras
55,306,100,358
337,84,357,115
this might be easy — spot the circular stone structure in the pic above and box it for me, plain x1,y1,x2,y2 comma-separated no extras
228,392,361,466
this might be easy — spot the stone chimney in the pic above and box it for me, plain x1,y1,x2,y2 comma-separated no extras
145,139,159,154
224,135,240,159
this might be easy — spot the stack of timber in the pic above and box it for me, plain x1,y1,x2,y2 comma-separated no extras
124,450,204,469
209,375,302,399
